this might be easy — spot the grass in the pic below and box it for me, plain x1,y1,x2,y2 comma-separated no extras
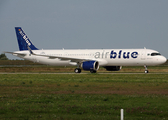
0,74,168,119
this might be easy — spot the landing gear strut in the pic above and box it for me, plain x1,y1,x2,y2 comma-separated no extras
144,65,149,73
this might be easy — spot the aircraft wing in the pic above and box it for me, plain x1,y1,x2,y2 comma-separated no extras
26,45,93,63
4,50,94,63
32,52,92,63
3,51,27,57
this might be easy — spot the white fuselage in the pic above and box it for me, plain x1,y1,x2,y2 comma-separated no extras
13,48,167,67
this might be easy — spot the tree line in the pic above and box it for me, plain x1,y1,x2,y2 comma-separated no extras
0,54,8,60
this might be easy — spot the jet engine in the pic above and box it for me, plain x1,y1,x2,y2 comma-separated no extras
104,66,122,71
82,61,99,71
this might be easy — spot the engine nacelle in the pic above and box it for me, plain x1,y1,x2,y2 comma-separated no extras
104,66,122,71
82,61,99,71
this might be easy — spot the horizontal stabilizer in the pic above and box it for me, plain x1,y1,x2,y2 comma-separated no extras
3,51,27,57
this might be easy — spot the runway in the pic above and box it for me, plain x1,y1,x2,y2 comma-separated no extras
0,72,167,74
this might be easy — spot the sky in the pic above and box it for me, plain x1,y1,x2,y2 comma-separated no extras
0,0,168,59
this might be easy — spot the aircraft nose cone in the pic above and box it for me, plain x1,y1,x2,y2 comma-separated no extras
155,56,167,65
163,56,167,63
160,56,167,64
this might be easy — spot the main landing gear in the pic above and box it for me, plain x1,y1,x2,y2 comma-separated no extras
74,68,97,73
74,68,81,73
74,63,82,73
90,70,97,73
74,62,97,73
144,65,149,73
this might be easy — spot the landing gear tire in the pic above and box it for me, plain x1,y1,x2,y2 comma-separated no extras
74,68,81,73
90,70,97,73
145,70,149,73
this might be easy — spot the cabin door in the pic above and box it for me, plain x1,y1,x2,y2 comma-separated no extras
141,50,146,60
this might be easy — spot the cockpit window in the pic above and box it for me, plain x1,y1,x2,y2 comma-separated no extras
151,53,161,56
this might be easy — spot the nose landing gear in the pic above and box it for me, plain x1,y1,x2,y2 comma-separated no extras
144,65,149,73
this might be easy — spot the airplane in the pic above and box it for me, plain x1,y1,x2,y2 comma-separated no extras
4,27,167,73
